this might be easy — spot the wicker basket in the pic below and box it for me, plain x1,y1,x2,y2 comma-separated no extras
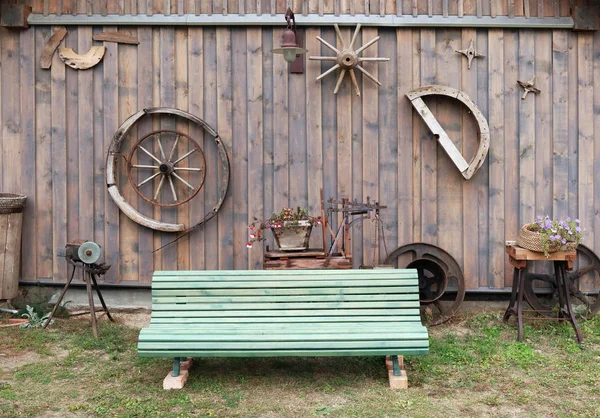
517,224,577,254
0,193,26,214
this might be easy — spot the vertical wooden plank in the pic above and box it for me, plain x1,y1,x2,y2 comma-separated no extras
78,27,94,245
523,0,530,17
460,28,479,290
232,28,248,267
488,28,504,289
397,28,413,257
118,27,139,283
247,27,263,269
418,29,436,246
552,30,568,219
273,28,289,214
503,29,519,285
442,0,448,16
578,34,594,254
32,0,45,13
353,0,364,14
19,28,35,280
476,0,482,17
508,0,515,17
103,31,119,283
216,27,234,270
65,30,79,248
175,27,190,271
351,30,363,266
136,26,154,283
476,29,489,286
337,26,352,227
187,27,205,271
378,28,397,261
514,0,523,16
435,29,463,279
306,27,323,250
518,31,535,228
592,29,600,292
261,29,274,250
534,31,552,230
1,31,20,204
362,27,378,265
289,44,308,212
203,28,218,270
159,27,177,271
50,29,68,282
309,0,319,13
411,29,421,242
537,0,543,18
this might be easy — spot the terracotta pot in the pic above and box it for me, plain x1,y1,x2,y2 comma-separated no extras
271,220,312,251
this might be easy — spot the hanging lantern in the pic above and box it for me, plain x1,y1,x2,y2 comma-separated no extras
271,8,308,73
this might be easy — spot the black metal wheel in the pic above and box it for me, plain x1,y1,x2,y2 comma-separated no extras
523,244,600,317
385,243,466,326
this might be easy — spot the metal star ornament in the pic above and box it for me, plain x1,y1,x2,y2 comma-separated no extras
309,24,390,97
455,39,485,69
517,75,541,100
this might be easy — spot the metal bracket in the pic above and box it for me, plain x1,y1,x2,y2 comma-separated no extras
172,357,181,377
392,355,401,376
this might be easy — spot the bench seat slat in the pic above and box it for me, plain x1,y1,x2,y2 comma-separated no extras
139,333,428,342
141,322,422,332
149,315,423,324
152,301,420,311
150,308,422,317
137,348,430,357
139,340,428,350
152,280,418,289
151,286,420,296
153,269,417,278
151,293,419,303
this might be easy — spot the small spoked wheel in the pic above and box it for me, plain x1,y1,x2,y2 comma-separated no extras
524,244,600,317
127,130,206,207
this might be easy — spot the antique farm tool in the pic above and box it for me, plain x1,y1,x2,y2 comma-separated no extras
58,46,106,70
309,24,389,96
406,85,490,180
517,75,541,100
385,243,466,326
455,39,485,69
106,107,230,233
324,195,387,260
43,240,114,338
523,244,600,317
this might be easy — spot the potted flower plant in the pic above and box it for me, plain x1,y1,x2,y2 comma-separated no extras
247,206,321,251
517,216,583,258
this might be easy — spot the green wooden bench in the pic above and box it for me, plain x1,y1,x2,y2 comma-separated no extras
138,269,429,387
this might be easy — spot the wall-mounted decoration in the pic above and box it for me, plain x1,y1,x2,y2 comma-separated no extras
309,24,389,97
58,46,106,70
270,8,308,74
106,108,230,233
517,75,541,100
0,4,31,29
406,85,490,180
40,27,67,69
92,31,140,45
455,39,485,70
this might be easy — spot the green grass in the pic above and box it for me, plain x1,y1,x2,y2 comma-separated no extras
1,312,600,417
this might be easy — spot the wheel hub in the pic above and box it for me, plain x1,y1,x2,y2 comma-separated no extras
159,162,174,175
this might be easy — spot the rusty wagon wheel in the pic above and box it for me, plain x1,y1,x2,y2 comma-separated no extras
385,243,466,326
523,244,600,317
127,130,207,207
106,107,230,232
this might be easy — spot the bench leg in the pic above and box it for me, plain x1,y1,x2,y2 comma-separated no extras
386,355,408,389
172,358,181,377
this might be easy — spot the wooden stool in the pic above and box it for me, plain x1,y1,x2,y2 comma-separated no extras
503,245,582,343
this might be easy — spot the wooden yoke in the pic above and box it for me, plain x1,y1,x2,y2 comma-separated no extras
406,85,490,180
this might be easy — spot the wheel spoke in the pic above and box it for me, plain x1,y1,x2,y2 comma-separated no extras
355,36,381,55
333,69,346,94
138,145,162,164
316,36,340,54
168,175,178,201
156,134,167,160
172,172,195,190
173,148,197,165
174,167,203,172
132,164,159,169
153,175,165,201
349,23,361,50
168,134,180,161
137,171,161,187
334,24,345,49
316,64,340,81
355,65,382,86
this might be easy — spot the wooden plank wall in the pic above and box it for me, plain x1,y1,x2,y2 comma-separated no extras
1,1,599,292
30,0,572,17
